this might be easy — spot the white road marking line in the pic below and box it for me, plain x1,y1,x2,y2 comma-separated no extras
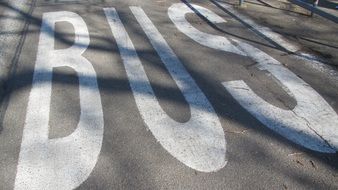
0,0,32,87
15,12,104,190
104,7,226,172
169,3,338,153
212,0,338,84
211,0,300,53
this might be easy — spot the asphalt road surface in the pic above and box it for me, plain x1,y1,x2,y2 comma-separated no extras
0,0,337,189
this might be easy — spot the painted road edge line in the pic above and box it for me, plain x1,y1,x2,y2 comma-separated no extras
0,0,33,88
210,0,338,84
0,0,34,131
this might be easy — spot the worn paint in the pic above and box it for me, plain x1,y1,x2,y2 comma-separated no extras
15,11,104,189
168,3,338,153
104,7,226,172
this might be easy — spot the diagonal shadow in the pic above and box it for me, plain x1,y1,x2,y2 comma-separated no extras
0,1,337,187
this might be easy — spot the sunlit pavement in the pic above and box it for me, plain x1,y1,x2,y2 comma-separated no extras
0,0,337,189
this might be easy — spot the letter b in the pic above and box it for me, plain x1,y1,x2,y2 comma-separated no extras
15,12,104,190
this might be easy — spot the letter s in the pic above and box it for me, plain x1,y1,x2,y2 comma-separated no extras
169,3,338,153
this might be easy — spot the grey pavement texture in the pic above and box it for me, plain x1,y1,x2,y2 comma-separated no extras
224,0,338,66
0,0,337,189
